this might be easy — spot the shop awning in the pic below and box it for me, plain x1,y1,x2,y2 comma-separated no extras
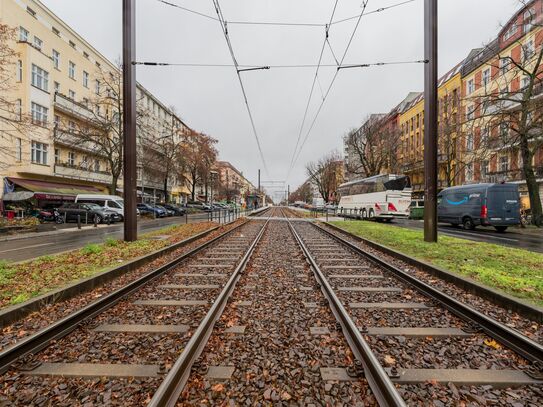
5,177,103,201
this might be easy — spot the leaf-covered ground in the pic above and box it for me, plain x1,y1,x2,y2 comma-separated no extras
0,222,215,308
330,221,543,306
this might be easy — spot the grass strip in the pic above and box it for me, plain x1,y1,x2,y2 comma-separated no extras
330,221,543,306
0,222,215,308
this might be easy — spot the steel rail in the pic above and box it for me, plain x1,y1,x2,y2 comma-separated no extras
0,219,250,374
313,222,543,365
148,217,271,407
283,211,406,407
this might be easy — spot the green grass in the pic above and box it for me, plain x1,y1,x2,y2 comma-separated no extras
330,221,543,306
0,222,215,308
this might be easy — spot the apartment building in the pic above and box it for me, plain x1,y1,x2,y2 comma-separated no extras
398,62,464,198
0,0,192,211
460,0,543,205
212,161,257,205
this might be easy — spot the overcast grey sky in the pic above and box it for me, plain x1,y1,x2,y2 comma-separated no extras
42,0,521,197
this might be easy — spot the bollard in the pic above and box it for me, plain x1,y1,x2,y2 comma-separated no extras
185,213,188,224
77,214,81,229
107,216,111,225
94,215,98,228
326,210,329,222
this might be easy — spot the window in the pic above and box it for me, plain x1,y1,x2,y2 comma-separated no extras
523,9,535,34
83,71,89,88
16,99,22,120
31,64,49,91
500,122,510,137
481,161,489,178
33,36,42,50
31,102,48,125
466,163,473,182
523,40,535,63
482,69,490,87
94,159,100,172
466,105,475,121
15,138,22,161
467,79,475,94
521,76,530,89
31,141,48,165
69,90,75,100
499,156,509,173
82,97,88,106
69,40,76,49
83,51,89,59
16,60,22,82
68,151,75,166
26,7,36,17
68,121,76,133
69,61,75,79
466,134,474,151
499,58,510,75
503,24,517,41
481,128,489,145
54,148,60,164
19,27,29,42
95,80,100,95
52,27,60,36
81,155,89,169
54,81,60,93
54,115,60,127
52,49,60,69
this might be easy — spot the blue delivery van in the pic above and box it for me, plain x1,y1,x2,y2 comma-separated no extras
437,183,520,232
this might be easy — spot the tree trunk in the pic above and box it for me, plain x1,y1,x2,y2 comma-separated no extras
163,177,169,204
110,175,118,196
521,148,542,227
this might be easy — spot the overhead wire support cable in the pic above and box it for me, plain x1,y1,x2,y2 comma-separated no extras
287,0,340,178
290,0,371,171
134,60,428,69
211,0,269,175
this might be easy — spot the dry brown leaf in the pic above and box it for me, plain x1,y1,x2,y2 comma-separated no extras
383,355,396,365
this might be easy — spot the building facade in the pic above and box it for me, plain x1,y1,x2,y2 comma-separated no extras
0,0,192,211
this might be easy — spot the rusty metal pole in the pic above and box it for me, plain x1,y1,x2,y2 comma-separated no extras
123,0,137,242
423,0,438,243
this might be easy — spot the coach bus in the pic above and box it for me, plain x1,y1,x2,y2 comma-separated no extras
337,174,412,221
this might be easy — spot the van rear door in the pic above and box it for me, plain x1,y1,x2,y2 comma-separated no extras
487,186,520,225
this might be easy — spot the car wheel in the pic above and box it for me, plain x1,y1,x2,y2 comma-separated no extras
361,209,367,220
494,226,508,233
94,214,102,224
462,217,475,230
369,209,375,219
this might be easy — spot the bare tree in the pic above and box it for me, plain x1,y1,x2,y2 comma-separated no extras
180,130,218,201
0,25,32,171
54,62,149,194
306,151,344,203
290,182,312,203
345,114,400,178
465,8,543,226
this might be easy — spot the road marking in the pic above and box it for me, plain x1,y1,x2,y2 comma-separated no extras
0,243,52,254
441,230,518,242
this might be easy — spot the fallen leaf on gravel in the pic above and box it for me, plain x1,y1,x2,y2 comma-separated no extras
211,383,225,392
383,355,395,365
483,339,502,350
281,392,292,401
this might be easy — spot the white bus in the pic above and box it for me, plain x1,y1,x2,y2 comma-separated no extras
338,175,412,221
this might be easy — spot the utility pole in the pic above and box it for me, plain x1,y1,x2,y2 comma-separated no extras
424,0,438,243
287,184,290,206
123,0,137,242
258,169,261,193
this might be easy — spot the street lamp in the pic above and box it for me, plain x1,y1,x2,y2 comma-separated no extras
210,170,218,205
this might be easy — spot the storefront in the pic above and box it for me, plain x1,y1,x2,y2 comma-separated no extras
2,177,106,214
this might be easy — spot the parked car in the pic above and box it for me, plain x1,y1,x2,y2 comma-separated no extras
437,183,520,232
155,205,174,217
57,203,119,224
137,203,167,218
186,201,205,210
75,194,125,220
160,204,186,216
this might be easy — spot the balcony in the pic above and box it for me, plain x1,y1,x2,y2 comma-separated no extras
54,163,113,185
54,93,96,122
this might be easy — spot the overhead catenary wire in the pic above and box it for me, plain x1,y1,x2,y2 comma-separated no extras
134,60,427,69
289,0,371,176
156,0,418,28
286,0,340,179
211,0,270,176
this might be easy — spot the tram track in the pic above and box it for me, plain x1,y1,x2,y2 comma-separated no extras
288,217,543,405
0,218,269,405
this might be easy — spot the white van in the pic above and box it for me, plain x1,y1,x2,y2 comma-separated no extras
75,194,125,220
